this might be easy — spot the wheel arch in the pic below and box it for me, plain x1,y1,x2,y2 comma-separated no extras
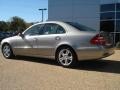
1,42,11,49
1,42,14,55
55,44,78,60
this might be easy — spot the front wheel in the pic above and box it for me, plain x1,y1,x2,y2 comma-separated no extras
2,44,14,59
56,47,78,67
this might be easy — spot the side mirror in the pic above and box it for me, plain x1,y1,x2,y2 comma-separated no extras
18,32,24,38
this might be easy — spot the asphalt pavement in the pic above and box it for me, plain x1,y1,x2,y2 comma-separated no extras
0,50,120,90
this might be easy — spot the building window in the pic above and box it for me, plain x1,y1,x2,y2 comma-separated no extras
100,20,114,32
116,12,120,19
100,12,115,20
116,3,120,11
101,4,115,12
100,3,120,43
116,20,120,32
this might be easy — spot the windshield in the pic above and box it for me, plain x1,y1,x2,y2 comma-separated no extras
66,22,96,32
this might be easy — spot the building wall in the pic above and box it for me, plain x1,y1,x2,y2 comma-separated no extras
48,0,100,30
48,0,120,30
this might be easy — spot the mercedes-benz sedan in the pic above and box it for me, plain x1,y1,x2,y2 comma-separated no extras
1,21,115,67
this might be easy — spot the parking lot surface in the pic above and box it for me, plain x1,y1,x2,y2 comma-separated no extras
0,50,120,90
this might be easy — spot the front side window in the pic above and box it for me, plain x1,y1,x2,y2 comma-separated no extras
24,24,44,36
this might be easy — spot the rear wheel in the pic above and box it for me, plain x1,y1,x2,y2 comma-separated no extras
2,44,14,59
56,47,78,67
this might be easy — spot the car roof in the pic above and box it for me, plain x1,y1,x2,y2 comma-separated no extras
33,21,66,25
24,21,85,34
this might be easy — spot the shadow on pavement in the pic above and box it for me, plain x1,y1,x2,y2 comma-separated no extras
74,60,120,74
13,56,120,74
13,56,58,66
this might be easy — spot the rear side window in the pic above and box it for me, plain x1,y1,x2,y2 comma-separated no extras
56,26,65,34
43,23,65,35
66,22,96,32
44,24,57,34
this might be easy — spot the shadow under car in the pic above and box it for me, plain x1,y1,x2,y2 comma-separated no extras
12,56,120,74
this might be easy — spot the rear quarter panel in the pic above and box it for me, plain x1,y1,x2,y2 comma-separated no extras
64,31,104,60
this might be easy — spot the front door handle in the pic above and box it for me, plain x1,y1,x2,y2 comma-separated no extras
55,36,61,40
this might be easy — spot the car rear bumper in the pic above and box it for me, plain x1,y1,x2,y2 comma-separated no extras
76,46,115,61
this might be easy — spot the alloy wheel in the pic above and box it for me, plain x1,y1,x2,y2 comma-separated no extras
58,49,73,66
2,44,13,58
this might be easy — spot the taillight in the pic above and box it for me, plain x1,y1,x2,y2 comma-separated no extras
90,34,106,45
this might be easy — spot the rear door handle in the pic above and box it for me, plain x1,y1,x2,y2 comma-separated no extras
33,38,37,42
55,36,61,40
33,38,37,41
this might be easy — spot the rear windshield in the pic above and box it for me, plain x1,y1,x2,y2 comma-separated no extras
66,22,96,32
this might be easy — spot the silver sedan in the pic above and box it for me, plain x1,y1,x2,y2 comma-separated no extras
1,21,115,67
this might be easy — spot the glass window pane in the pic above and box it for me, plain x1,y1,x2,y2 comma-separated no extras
101,4,115,12
100,12,115,20
66,22,96,31
116,3,120,11
116,12,120,19
115,33,120,43
44,24,58,34
100,20,115,32
56,26,65,34
116,20,120,32
24,24,44,36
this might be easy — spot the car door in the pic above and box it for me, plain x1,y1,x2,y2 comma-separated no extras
35,23,66,57
13,24,43,56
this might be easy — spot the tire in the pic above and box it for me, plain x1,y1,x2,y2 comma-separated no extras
2,44,14,59
56,47,78,68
